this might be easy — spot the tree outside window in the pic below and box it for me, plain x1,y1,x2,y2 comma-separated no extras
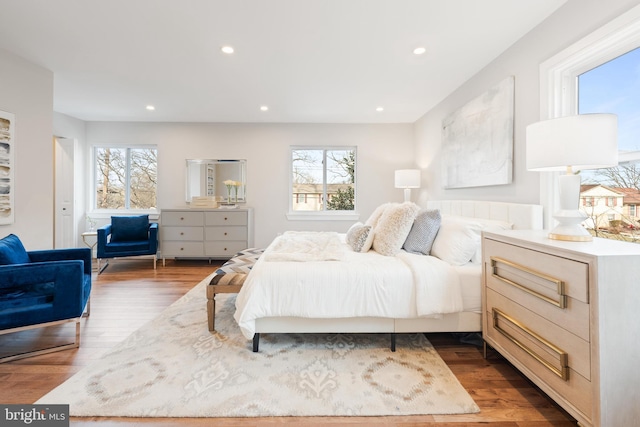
95,146,157,210
291,147,356,212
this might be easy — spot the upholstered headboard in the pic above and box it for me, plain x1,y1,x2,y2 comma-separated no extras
425,200,543,230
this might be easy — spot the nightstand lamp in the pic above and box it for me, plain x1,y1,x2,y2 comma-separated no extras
526,113,618,242
395,169,421,202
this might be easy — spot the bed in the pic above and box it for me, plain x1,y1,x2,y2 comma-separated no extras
234,200,543,351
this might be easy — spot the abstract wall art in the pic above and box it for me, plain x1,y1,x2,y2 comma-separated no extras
442,76,514,189
0,110,14,224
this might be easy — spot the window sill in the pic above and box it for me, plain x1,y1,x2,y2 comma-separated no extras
88,209,160,221
286,211,360,221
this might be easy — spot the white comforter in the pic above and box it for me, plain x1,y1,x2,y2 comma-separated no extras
234,233,464,339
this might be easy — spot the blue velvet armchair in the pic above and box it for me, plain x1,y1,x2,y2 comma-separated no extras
0,234,92,363
97,215,159,272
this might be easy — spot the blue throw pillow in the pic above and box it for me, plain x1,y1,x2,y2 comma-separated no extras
111,215,150,242
0,234,31,265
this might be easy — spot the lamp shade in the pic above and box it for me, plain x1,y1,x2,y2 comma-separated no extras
394,169,421,188
526,114,618,171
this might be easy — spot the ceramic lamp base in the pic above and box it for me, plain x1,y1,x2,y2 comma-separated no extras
549,173,592,242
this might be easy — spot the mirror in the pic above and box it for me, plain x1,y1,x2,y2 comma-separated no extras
186,159,247,203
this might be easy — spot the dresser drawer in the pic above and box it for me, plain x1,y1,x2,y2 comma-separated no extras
205,211,247,226
161,241,204,258
162,226,204,241
205,226,247,241
484,238,589,303
486,289,592,415
162,211,204,226
485,241,590,341
205,241,247,257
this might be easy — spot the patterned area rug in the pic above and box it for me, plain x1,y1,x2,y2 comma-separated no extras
36,273,480,417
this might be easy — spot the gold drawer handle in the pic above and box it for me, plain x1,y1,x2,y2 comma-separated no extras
490,257,567,309
492,308,569,381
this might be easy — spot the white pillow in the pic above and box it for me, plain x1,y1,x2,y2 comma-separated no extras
430,216,483,266
365,203,396,229
441,215,514,263
346,222,375,253
372,202,420,256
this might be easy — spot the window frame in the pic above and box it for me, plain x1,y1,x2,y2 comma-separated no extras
90,144,158,214
287,146,359,221
539,4,640,229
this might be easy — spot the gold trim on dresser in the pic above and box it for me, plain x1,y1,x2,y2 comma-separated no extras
492,308,570,381
490,256,567,309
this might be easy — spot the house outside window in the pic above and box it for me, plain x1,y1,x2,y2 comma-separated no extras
94,146,157,210
290,147,356,213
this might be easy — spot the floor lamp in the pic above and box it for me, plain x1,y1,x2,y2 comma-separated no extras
395,169,421,202
526,114,618,242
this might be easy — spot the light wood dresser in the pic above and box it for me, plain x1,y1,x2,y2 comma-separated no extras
482,229,640,427
160,208,253,265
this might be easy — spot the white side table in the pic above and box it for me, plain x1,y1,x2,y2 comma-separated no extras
81,231,98,271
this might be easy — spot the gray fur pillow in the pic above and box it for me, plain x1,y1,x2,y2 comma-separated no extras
346,222,374,252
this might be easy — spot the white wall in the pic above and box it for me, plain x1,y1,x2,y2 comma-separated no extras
0,48,54,250
413,0,640,215
85,122,415,247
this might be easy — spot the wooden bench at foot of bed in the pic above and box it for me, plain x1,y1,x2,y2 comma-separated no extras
207,248,264,332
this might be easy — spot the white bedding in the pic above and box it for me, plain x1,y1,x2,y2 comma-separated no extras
234,233,471,339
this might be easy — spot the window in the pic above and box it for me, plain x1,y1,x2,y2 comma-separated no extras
630,204,637,217
584,197,594,207
543,5,640,242
578,47,640,240
290,147,356,213
94,146,157,210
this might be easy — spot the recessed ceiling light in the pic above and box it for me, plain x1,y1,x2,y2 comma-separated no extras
146,105,155,111
221,46,235,54
260,105,269,111
413,47,426,55
376,106,384,112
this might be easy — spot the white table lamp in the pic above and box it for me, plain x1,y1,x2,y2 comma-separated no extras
395,169,421,202
526,114,618,241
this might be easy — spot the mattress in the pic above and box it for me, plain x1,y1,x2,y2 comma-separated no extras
234,232,481,339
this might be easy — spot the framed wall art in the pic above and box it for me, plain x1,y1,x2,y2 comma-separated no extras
442,76,514,189
0,110,14,224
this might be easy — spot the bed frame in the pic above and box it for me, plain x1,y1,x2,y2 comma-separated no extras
251,200,543,351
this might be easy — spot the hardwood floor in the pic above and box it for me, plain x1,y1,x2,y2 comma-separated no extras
0,259,578,426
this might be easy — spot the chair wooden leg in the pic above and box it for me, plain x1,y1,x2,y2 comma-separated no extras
207,296,216,331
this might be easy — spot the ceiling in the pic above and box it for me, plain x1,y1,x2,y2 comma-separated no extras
0,0,567,123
